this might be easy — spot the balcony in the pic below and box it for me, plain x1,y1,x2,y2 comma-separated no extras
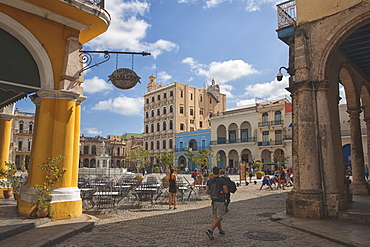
276,0,296,44
258,140,284,146
210,137,257,145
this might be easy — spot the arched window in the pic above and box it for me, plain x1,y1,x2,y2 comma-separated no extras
169,120,173,129
145,142,148,150
151,124,154,132
163,140,166,149
151,141,154,150
92,145,97,155
262,113,269,126
157,108,160,115
157,122,160,131
163,121,166,131
169,139,173,148
29,121,33,134
117,147,120,156
19,120,24,133
146,112,149,118
275,111,282,125
157,140,160,149
151,110,154,117
163,107,167,114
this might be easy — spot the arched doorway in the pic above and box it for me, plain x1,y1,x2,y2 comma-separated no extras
241,149,252,163
178,155,188,170
342,144,351,166
217,150,226,168
228,149,239,169
217,125,226,144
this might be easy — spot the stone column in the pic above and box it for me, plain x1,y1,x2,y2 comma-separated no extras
347,109,369,195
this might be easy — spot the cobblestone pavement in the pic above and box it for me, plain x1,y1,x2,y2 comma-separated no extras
57,179,342,247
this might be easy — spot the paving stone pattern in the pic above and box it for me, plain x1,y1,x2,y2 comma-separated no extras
57,182,341,247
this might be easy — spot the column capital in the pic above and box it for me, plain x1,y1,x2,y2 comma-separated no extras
37,89,81,101
286,80,329,94
346,108,362,117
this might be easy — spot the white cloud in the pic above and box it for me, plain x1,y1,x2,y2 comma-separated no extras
92,96,143,115
236,76,289,106
158,71,172,83
83,76,113,94
220,84,234,98
182,57,259,84
86,0,178,58
83,127,102,135
178,0,280,11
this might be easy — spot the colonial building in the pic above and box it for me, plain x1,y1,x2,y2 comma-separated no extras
175,129,212,171
210,98,292,171
143,74,226,164
9,109,34,170
79,135,125,169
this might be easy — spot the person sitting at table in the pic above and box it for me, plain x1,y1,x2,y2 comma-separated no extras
168,168,178,210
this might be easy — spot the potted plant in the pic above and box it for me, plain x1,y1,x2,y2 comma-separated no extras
0,162,20,198
195,174,204,185
161,174,169,185
34,156,66,218
255,171,265,179
134,174,144,185
208,172,214,179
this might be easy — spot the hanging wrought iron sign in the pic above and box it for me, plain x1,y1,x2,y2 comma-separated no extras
108,68,141,90
78,50,150,90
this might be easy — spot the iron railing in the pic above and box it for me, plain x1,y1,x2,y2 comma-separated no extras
258,120,284,127
277,0,297,29
210,137,257,145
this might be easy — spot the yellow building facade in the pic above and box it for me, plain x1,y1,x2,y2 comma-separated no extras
0,0,110,220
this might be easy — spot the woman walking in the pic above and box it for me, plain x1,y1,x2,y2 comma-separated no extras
278,166,287,190
168,168,178,209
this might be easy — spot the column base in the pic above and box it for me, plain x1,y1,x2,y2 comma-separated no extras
286,190,325,219
18,185,82,220
349,181,369,195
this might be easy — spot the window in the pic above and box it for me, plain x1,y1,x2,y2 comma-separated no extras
157,109,160,116
157,140,160,149
29,122,33,134
164,92,167,98
157,94,160,100
163,140,166,149
170,90,173,97
19,120,24,133
92,145,97,154
28,138,32,151
276,130,282,144
152,96,154,102
200,95,203,102
157,122,160,131
170,105,173,113
229,130,236,143
180,123,184,130
180,106,184,114
210,98,212,104
151,141,154,150
199,109,204,115
83,145,89,154
179,141,184,151
190,127,194,131
200,121,203,128
275,111,282,125
163,121,166,130
190,108,194,115
163,107,167,114
169,120,173,129
262,131,269,142
145,125,149,133
180,91,183,98
241,128,249,142
262,113,269,126
146,112,149,118
151,124,154,132
146,98,149,104
190,120,194,124
191,93,193,100
169,139,173,149
151,110,154,117
201,139,206,149
117,147,120,156
145,142,148,150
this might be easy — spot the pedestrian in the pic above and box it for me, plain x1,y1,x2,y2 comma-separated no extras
220,171,237,212
205,167,228,240
141,167,146,177
278,166,287,190
365,165,369,180
260,175,273,190
191,168,199,184
248,166,254,183
168,168,177,210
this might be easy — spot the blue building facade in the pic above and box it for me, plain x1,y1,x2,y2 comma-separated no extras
175,129,212,171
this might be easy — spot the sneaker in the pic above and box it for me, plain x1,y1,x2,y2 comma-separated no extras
173,207,177,210
219,231,226,236
206,230,214,240
225,207,229,212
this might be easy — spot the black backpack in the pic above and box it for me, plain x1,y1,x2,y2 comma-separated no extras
223,176,237,193
209,177,222,201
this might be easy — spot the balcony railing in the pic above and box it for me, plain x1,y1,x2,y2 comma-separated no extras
210,137,257,145
258,140,284,146
174,146,211,152
258,120,284,127
277,0,297,29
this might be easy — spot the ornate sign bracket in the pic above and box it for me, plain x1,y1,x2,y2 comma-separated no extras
78,50,151,75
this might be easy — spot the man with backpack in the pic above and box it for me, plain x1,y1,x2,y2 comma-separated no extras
221,171,237,212
205,167,228,240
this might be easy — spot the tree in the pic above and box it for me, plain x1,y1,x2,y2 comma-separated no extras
125,146,149,169
185,149,213,169
274,153,290,166
154,151,175,170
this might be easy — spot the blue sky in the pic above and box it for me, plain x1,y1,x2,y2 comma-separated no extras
17,0,295,136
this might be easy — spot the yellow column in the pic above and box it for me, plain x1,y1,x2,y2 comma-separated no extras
0,104,14,198
18,90,83,220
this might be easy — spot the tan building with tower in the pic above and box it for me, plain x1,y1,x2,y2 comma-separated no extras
143,74,226,164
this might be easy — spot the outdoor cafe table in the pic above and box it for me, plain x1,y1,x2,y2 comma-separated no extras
93,191,120,196
134,187,158,204
177,186,188,201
